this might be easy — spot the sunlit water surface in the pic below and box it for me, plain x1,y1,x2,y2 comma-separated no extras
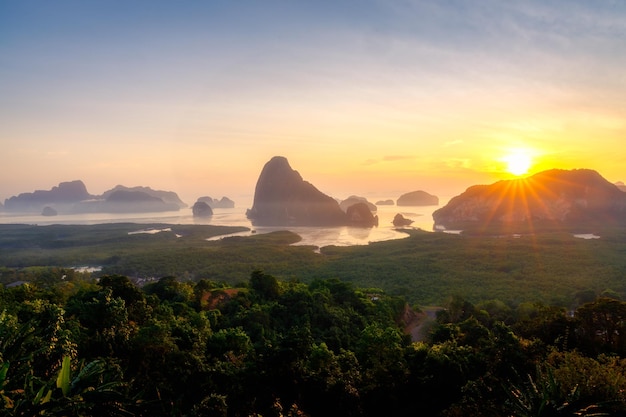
0,201,446,248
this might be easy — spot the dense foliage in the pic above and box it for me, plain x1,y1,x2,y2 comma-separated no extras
1,271,626,416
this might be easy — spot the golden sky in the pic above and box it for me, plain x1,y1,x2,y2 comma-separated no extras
1,1,625,204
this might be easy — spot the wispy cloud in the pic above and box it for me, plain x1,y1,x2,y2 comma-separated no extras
363,155,416,165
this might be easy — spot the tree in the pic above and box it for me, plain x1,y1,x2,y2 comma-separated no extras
437,295,477,324
249,270,280,300
143,276,194,304
356,323,408,415
512,302,572,349
575,297,626,355
299,343,361,416
98,275,147,322
66,288,133,359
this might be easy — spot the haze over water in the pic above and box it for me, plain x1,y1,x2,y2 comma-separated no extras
0,196,451,248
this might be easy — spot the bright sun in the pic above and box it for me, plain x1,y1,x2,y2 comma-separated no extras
502,150,533,176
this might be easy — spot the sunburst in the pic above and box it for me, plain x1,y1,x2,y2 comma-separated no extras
502,150,533,176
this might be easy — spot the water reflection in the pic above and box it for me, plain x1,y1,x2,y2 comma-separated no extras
347,226,371,241
0,200,444,248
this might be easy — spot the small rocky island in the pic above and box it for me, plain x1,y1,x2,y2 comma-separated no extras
346,203,379,227
339,196,377,212
192,201,213,217
397,191,439,206
376,199,394,206
392,213,414,227
41,206,58,216
246,156,377,227
197,196,235,209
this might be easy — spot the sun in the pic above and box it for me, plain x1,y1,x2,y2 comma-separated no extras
502,150,533,176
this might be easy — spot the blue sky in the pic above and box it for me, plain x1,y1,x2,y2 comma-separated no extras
1,1,625,203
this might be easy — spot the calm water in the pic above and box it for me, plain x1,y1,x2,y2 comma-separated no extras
0,200,446,248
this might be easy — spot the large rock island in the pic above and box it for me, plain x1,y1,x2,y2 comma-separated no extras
433,169,626,231
247,156,375,226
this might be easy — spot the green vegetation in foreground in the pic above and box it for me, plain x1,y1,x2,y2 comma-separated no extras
1,272,626,416
1,224,626,307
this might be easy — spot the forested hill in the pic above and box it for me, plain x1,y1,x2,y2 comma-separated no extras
1,271,626,416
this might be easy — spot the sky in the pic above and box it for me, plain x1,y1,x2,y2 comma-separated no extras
1,0,625,205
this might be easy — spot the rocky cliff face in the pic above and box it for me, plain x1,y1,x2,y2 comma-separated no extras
433,169,626,230
246,156,348,226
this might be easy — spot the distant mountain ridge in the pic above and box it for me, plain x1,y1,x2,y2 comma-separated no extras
3,180,186,214
3,180,94,212
102,185,187,208
433,169,626,230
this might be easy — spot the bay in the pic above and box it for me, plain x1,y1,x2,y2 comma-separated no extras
0,199,447,248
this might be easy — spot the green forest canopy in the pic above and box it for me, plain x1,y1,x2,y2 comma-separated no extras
1,271,626,416
1,223,626,307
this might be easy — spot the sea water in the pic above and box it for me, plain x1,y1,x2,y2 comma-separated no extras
0,200,445,248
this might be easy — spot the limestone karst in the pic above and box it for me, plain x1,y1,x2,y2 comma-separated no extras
433,169,626,230
192,201,213,217
246,156,349,226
